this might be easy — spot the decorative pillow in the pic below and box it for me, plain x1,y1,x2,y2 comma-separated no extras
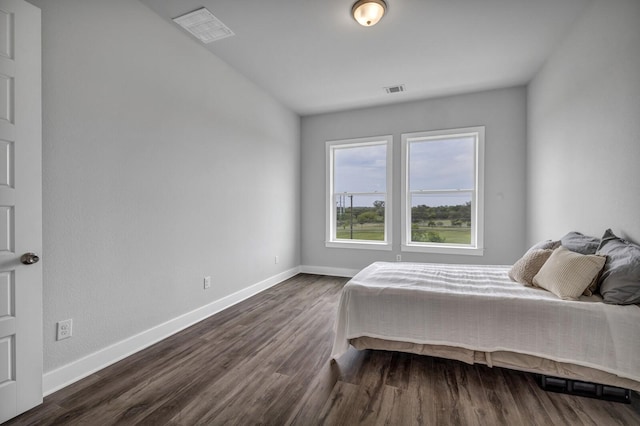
560,231,600,255
526,239,561,254
509,249,554,286
596,229,640,305
532,246,606,300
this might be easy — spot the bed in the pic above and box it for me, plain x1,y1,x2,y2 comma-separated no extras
330,260,640,392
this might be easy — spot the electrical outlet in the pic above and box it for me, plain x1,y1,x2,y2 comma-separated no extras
396,254,402,262
57,319,73,341
274,255,279,264
204,276,211,289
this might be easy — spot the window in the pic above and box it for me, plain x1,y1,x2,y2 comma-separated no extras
401,127,484,255
326,135,392,250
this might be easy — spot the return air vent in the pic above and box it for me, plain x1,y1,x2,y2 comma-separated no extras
173,8,235,44
385,84,406,94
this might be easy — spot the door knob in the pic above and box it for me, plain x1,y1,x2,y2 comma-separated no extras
21,252,40,265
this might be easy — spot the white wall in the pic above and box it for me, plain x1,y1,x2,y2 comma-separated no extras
301,87,527,271
527,0,640,244
29,0,300,373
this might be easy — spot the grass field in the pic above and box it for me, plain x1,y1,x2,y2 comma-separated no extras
336,223,384,241
336,222,471,244
413,226,471,244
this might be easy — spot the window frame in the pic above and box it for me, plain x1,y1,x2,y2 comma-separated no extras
326,135,393,251
401,126,485,256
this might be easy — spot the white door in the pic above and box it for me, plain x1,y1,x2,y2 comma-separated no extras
0,0,42,422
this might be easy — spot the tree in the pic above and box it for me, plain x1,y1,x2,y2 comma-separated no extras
357,211,379,225
373,200,385,217
411,227,446,243
426,232,446,243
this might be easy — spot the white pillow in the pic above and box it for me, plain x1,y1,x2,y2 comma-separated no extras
532,246,606,300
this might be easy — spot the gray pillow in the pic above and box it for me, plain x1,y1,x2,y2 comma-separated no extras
526,239,561,254
596,229,640,305
561,231,600,255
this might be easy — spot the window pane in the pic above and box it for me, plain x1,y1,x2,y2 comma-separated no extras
410,193,471,245
334,194,385,241
334,144,386,193
409,137,474,191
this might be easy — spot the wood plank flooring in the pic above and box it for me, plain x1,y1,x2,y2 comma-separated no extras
7,273,640,425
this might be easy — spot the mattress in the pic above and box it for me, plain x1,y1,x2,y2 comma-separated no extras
331,261,640,385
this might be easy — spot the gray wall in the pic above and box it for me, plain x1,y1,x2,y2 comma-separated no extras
301,87,527,270
527,0,640,244
30,0,300,372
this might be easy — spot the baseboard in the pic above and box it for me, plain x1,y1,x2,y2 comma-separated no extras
42,267,301,396
299,264,360,277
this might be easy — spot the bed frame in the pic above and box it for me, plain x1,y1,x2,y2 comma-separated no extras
349,336,640,395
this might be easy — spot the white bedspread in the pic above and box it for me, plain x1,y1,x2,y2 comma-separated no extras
331,261,640,383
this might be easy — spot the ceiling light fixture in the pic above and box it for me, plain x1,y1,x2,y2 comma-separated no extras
352,0,387,27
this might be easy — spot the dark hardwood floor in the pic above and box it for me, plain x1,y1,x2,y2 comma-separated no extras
7,274,640,425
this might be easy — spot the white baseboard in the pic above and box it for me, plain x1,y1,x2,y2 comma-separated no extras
300,264,360,277
43,267,301,396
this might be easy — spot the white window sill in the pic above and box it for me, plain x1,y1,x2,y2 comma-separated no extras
401,244,484,256
326,241,392,251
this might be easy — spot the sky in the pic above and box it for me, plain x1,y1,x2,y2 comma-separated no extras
333,136,475,208
334,144,387,193
408,137,474,191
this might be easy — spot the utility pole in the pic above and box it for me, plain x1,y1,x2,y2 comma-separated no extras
349,195,354,239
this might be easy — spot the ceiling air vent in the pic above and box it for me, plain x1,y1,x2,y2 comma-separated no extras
173,8,235,44
385,84,406,94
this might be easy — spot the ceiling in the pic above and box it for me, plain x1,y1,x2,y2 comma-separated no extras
138,0,591,116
